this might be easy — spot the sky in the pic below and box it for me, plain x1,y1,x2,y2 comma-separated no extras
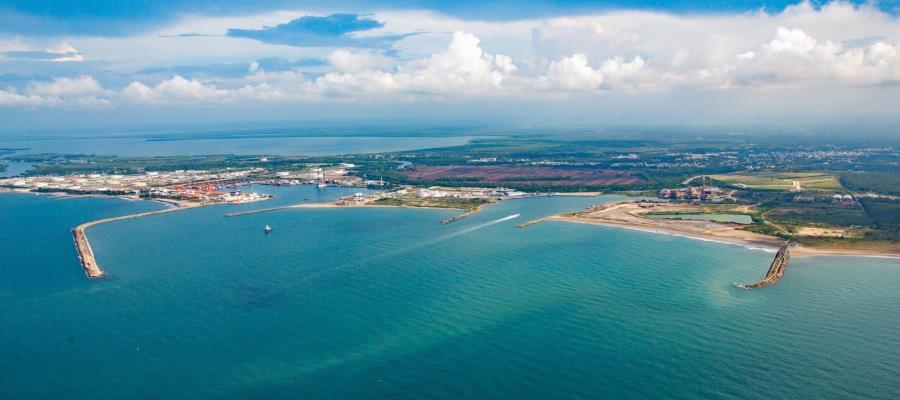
1,0,899,131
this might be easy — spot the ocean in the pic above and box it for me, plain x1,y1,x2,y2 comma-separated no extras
0,136,482,157
0,187,897,399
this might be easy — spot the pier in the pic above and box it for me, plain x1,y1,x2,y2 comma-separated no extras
224,205,291,217
515,217,546,228
740,242,792,289
442,210,477,224
72,206,192,278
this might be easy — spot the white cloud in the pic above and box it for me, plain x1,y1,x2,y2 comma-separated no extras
0,40,84,62
734,27,899,86
0,76,108,107
25,75,102,96
391,31,516,94
1,1,899,109
545,54,604,90
327,50,393,73
766,27,819,54
737,51,756,60
121,75,227,103
44,41,84,62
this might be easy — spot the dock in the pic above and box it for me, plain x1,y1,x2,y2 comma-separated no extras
72,206,191,279
442,210,477,224
739,242,792,289
224,205,290,217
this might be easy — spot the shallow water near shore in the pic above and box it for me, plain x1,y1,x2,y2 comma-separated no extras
1,188,898,399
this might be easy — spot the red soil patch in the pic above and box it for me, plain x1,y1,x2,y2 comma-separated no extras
405,166,644,186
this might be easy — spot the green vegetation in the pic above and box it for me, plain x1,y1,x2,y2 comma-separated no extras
5,152,406,182
840,172,900,196
755,192,870,228
858,198,900,241
6,131,899,247
710,172,841,191
371,196,490,211
794,236,900,252
6,154,306,175
734,190,899,242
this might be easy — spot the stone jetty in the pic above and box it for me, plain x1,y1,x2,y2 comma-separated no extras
740,242,792,289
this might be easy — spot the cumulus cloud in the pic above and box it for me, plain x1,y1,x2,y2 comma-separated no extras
391,31,516,94
0,75,107,107
121,75,229,104
25,75,102,96
2,2,899,109
732,27,899,86
327,50,393,73
529,0,899,89
545,54,605,90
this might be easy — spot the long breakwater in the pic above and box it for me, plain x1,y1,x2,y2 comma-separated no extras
72,206,192,278
739,243,792,289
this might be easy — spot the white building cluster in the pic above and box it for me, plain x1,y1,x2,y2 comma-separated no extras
415,186,526,199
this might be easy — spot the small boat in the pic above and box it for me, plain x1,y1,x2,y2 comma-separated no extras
264,224,272,233
317,182,328,189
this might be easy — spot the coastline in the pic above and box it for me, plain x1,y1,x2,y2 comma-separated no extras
546,215,782,251
290,202,464,211
225,200,470,218
26,188,898,281
545,211,900,259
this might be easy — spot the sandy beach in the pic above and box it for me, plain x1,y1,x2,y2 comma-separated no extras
547,200,900,258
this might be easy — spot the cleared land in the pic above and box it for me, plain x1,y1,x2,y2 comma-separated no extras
547,200,900,257
548,201,783,248
404,166,644,186
709,172,842,191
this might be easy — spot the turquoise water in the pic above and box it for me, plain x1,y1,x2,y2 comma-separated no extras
0,136,480,156
1,189,898,399
650,213,754,224
0,161,33,177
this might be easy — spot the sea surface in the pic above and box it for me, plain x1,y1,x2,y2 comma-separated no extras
0,136,481,157
0,161,33,177
1,188,898,399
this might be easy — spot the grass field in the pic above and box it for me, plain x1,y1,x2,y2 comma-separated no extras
710,172,842,191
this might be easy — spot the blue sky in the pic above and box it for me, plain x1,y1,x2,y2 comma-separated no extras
0,1,899,130
2,1,896,36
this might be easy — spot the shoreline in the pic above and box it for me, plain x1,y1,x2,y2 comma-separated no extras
546,215,781,251
545,214,900,259
225,200,469,217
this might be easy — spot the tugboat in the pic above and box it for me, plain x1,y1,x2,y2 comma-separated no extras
264,224,273,233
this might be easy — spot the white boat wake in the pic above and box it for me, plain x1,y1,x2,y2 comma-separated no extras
291,214,522,284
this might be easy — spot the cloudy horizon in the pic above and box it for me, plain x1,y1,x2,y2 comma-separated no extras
1,1,899,130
